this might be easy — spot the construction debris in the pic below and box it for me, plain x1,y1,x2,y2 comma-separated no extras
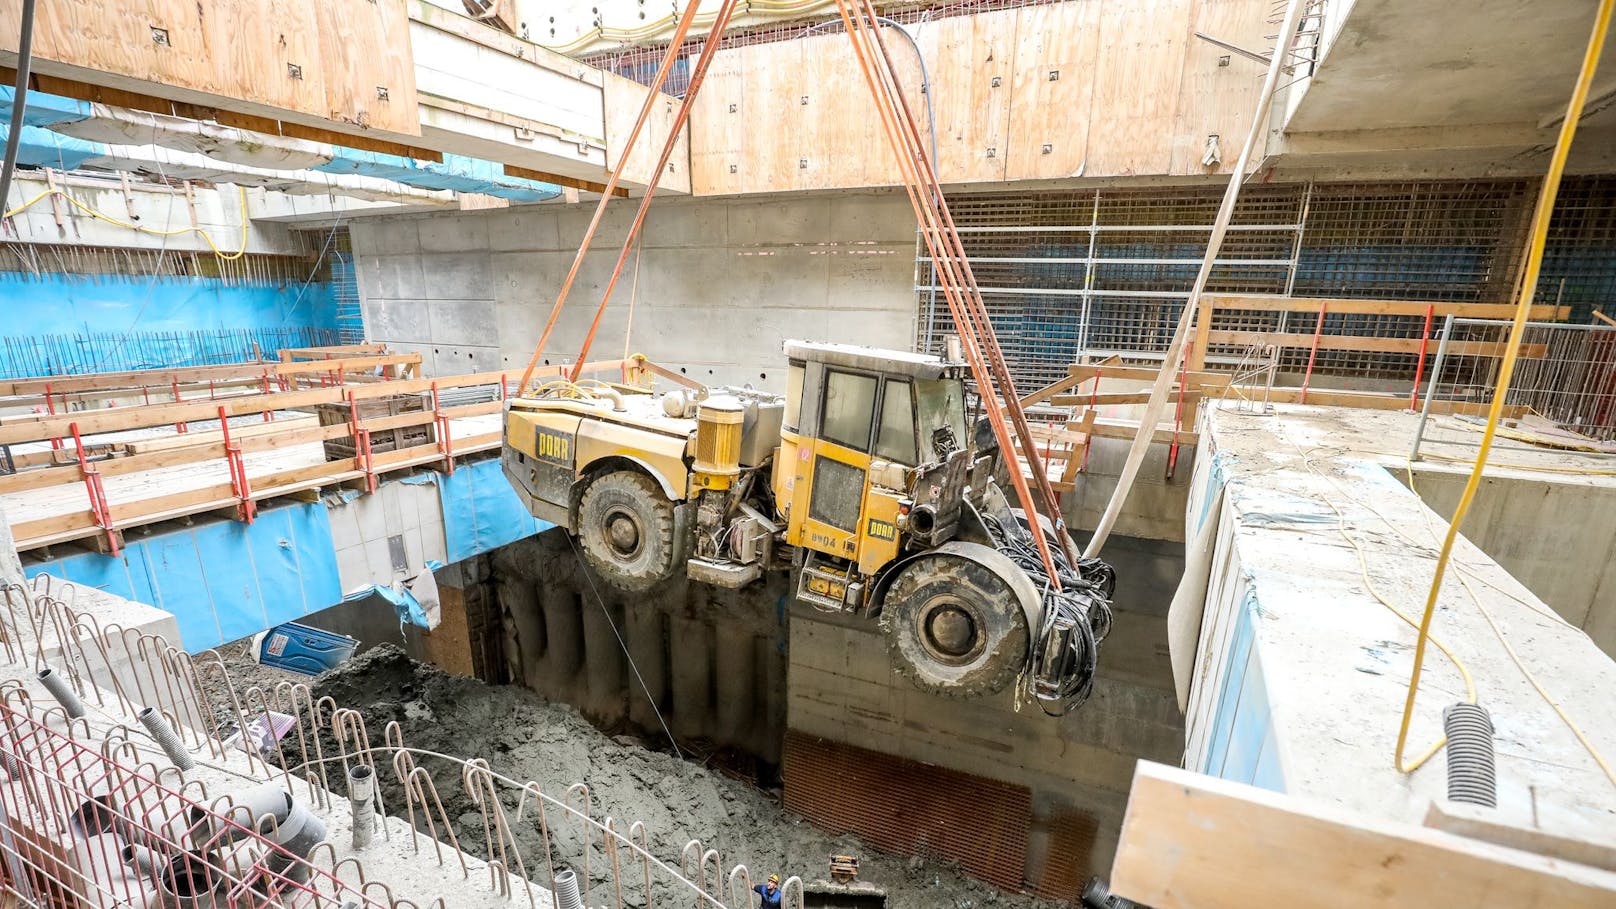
309,646,1065,909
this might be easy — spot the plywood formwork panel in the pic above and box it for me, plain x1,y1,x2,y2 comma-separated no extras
1007,0,1104,180
688,47,747,194
1169,0,1272,174
602,72,691,194
921,11,1013,184
1085,0,1196,176
798,31,920,191
744,40,805,193
0,0,420,136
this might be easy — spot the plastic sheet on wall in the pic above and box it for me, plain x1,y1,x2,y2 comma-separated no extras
431,458,552,563
22,502,343,653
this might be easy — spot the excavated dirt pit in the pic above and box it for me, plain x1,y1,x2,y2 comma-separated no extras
305,645,1065,909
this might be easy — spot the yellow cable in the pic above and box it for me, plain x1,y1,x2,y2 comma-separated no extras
4,184,250,260
1396,0,1613,774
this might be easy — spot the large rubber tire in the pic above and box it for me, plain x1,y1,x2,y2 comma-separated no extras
576,470,678,591
880,547,1030,698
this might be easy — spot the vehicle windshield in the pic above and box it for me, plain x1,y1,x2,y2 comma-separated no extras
914,378,967,462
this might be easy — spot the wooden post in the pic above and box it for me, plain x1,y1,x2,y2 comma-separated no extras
1188,295,1214,371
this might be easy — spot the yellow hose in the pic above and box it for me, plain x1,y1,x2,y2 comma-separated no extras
1395,0,1613,773
5,184,251,260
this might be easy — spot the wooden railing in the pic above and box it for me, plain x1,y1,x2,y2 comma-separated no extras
0,355,634,555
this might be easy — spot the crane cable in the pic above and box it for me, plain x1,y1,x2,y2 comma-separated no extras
1394,0,1612,774
513,0,705,397
567,0,745,380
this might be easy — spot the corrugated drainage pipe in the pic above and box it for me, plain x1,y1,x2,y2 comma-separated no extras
1444,702,1497,808
37,667,85,719
348,764,376,849
553,868,584,909
137,707,195,770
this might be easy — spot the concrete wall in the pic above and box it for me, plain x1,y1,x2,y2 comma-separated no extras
326,481,450,598
1404,468,1616,657
350,193,919,388
786,534,1185,884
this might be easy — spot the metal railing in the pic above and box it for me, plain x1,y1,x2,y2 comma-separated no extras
1410,315,1616,460
0,576,804,909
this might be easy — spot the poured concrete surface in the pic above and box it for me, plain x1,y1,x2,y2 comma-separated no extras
351,193,918,389
1184,403,1616,846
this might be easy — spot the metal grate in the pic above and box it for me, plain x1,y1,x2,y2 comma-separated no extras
921,177,1616,389
782,731,1093,899
330,228,365,345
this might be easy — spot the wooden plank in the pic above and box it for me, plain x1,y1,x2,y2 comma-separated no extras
1241,386,1528,417
601,72,690,194
243,458,358,490
0,362,274,397
1208,331,1548,358
504,163,629,198
0,464,84,495
1188,294,1214,371
1065,364,1231,387
107,482,237,522
12,512,98,546
279,344,388,361
1051,391,1205,408
315,0,420,135
124,415,320,454
1203,294,1571,320
1085,0,1195,176
1088,419,1199,445
1111,761,1616,908
1006,0,1103,180
1592,309,1616,327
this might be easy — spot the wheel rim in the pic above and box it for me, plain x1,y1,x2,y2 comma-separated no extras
914,594,984,666
603,506,644,560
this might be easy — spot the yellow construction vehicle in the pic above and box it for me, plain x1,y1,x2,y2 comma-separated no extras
502,341,1114,709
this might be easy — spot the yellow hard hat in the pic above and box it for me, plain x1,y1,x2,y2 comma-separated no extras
767,874,780,885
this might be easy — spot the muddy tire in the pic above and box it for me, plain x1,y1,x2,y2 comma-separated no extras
879,545,1030,698
577,470,678,591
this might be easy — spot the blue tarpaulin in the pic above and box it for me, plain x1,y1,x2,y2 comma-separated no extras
23,502,343,653
433,458,551,563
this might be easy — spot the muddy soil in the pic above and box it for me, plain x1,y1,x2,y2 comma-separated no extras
303,645,1065,909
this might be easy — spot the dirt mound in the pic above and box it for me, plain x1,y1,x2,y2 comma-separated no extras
312,645,1063,909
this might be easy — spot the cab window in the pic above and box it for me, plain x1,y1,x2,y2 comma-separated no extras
821,369,877,452
874,379,918,465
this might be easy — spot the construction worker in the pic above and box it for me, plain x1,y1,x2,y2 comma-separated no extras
751,873,782,908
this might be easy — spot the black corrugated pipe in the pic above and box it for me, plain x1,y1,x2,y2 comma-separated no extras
1444,702,1498,808
1082,877,1150,909
0,0,39,215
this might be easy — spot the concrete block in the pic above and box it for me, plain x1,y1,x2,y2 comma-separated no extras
421,252,495,301
352,219,420,256
354,495,387,545
418,213,489,253
379,485,405,531
726,198,831,244
487,207,561,252
642,200,729,248
365,299,429,344
827,194,913,241
555,202,633,249
361,255,425,302
333,543,371,595
362,537,396,584
324,497,363,551
428,300,500,347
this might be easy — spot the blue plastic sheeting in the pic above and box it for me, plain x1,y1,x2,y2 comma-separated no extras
22,503,343,653
0,124,105,170
0,274,338,337
0,87,92,127
315,148,562,202
434,458,552,563
1199,589,1284,793
354,559,444,629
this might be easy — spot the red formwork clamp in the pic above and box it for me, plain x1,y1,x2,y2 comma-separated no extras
431,381,455,475
1410,303,1436,411
44,382,62,451
172,379,188,433
260,374,274,422
217,406,255,524
1300,300,1328,405
347,390,376,493
69,421,120,557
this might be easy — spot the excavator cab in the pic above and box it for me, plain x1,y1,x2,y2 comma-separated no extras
774,342,973,589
